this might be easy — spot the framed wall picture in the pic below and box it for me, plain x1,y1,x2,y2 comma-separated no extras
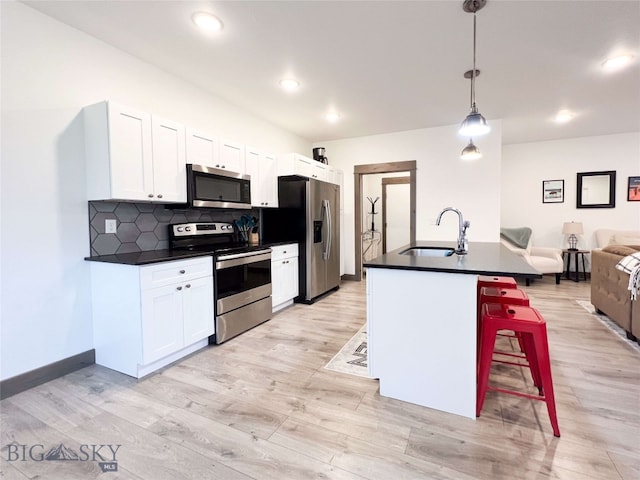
542,179,564,203
628,176,640,201
577,170,616,208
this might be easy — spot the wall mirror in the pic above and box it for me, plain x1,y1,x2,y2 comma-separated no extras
576,170,616,208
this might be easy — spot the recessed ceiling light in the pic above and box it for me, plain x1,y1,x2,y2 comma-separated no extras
602,54,635,72
325,112,340,123
554,109,574,124
192,12,223,33
279,79,300,92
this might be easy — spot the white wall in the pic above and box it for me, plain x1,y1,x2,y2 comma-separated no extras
502,133,640,251
0,2,310,380
319,122,503,275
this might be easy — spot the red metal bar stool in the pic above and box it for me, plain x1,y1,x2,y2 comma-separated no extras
477,287,540,389
477,303,560,437
477,275,518,299
478,286,530,319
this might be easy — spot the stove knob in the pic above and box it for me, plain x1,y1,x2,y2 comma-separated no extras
185,226,192,232
177,227,184,232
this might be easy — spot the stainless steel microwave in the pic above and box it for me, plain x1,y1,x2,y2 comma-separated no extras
186,164,251,209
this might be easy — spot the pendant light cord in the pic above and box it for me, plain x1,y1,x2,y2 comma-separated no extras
471,12,477,110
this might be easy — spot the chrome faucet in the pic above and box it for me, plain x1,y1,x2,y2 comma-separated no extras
435,207,470,255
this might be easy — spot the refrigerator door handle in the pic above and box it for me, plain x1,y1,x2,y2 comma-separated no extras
326,200,332,260
322,199,331,260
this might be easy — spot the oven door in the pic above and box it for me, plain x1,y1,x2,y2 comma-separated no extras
215,250,272,314
187,164,251,209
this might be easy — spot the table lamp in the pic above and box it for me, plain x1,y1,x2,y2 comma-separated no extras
562,221,583,250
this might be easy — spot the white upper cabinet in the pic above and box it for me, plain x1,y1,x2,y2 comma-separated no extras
260,153,278,207
278,153,342,185
185,128,219,168
151,116,186,202
245,147,278,208
278,153,313,178
219,138,245,173
84,101,186,203
311,162,328,181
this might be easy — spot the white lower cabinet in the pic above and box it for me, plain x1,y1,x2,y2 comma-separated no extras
271,244,299,312
91,257,214,378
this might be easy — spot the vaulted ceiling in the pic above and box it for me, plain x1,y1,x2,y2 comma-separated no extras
23,1,640,144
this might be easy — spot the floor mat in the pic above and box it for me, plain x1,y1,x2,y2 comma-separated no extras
576,299,640,354
324,325,371,378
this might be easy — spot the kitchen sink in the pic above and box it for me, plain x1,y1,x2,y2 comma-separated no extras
399,247,455,257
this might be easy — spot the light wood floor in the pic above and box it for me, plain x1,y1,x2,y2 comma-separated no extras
1,276,639,479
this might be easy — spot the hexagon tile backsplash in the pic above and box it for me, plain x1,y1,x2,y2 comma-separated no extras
88,201,258,256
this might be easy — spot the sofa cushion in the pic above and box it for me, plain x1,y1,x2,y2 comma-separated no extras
616,252,640,275
594,229,640,248
500,227,532,250
616,252,640,300
613,234,640,246
603,245,640,256
529,255,563,272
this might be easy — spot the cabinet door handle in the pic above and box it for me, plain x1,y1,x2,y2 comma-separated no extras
157,194,163,199
185,284,191,288
176,286,182,291
179,270,186,274
148,193,154,198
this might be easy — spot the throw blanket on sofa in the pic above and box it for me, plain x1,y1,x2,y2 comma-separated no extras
616,252,640,300
500,227,532,250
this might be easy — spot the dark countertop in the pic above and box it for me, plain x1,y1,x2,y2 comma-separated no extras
363,241,542,279
84,241,298,266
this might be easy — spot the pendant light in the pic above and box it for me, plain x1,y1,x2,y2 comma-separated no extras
461,139,482,160
459,0,490,137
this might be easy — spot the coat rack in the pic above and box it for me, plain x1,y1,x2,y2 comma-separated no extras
362,196,382,261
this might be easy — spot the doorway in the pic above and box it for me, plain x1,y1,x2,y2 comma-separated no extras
353,161,417,282
382,176,410,254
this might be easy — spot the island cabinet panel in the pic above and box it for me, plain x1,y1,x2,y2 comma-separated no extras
366,267,478,419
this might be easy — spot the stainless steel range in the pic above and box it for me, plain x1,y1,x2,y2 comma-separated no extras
170,222,272,344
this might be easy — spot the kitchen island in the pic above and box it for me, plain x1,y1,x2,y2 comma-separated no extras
363,241,541,419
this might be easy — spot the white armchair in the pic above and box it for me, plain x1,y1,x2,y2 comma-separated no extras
500,235,564,285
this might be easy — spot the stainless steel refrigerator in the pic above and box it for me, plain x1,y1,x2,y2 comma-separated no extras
262,176,340,303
